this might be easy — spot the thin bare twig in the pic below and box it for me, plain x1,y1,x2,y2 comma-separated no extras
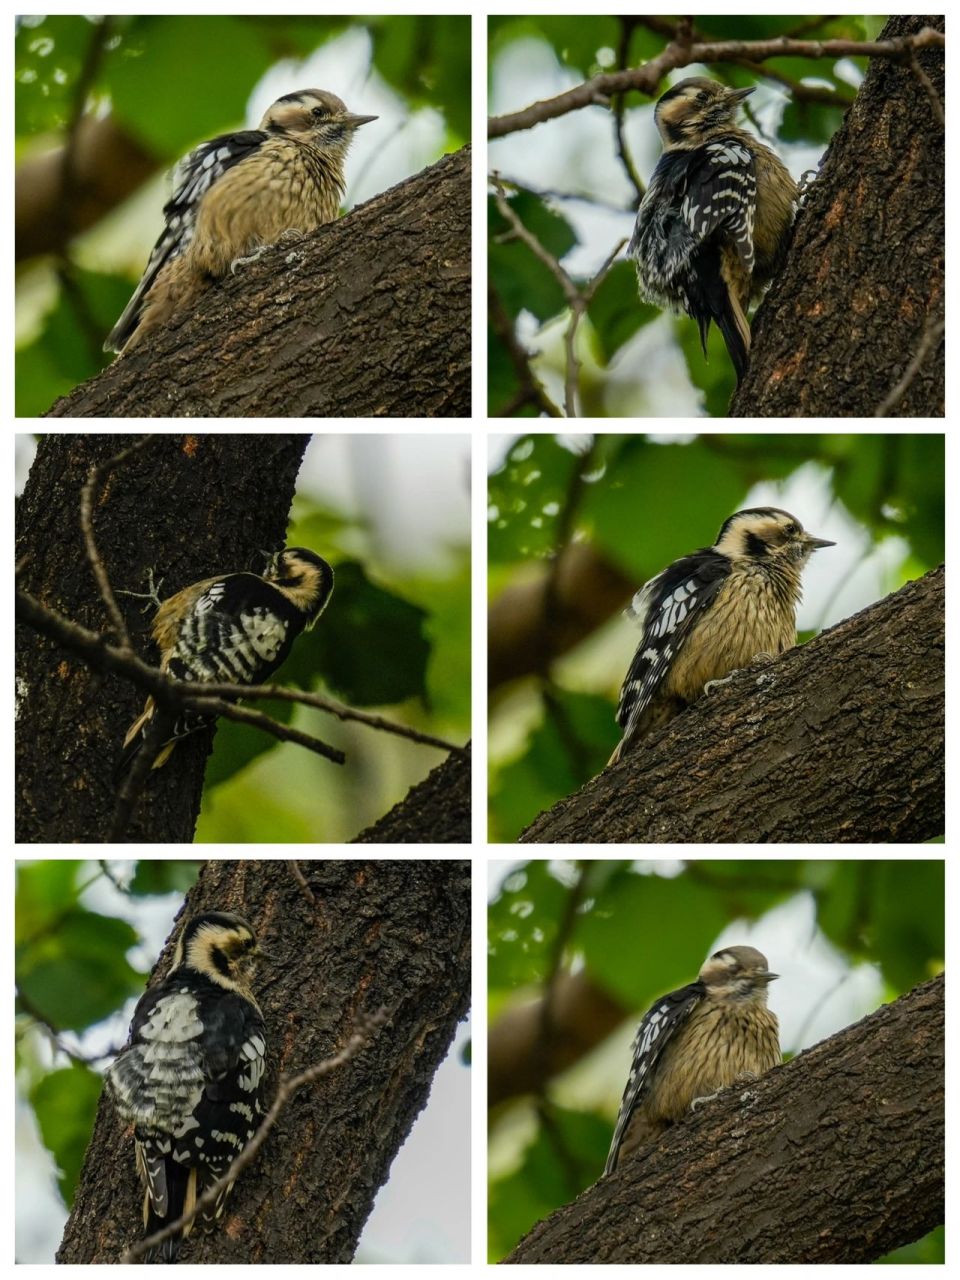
488,29,944,137
906,49,944,127
79,435,157,651
489,281,564,417
287,861,317,906
874,316,944,417
612,18,645,207
492,176,625,417
121,1009,390,1263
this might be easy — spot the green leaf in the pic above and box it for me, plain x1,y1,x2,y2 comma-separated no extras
17,910,144,1033
488,435,585,564
586,261,658,366
105,16,272,156
488,861,576,992
489,192,577,323
311,560,430,706
30,1062,103,1207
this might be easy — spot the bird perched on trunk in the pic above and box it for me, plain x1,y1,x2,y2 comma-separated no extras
105,911,269,1261
116,546,334,779
628,77,797,383
605,945,780,1174
105,89,377,354
609,508,833,765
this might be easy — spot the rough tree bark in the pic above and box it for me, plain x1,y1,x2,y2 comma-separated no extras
505,973,943,1264
353,744,472,844
521,566,944,843
57,858,471,1264
15,434,313,843
733,15,944,417
44,147,471,418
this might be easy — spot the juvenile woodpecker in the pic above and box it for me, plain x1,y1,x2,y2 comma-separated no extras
106,911,269,1262
104,89,377,354
605,945,779,1174
609,507,833,765
628,77,797,383
117,546,334,778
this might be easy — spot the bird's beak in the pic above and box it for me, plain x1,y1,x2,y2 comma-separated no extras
726,86,755,104
344,113,378,128
804,534,836,550
253,946,276,963
761,970,779,983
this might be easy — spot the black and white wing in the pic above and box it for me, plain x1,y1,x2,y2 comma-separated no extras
615,549,730,747
604,981,704,1175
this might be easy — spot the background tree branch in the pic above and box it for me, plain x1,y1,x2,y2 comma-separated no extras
504,973,943,1264
733,15,944,416
57,858,471,1264
44,146,471,418
520,567,944,843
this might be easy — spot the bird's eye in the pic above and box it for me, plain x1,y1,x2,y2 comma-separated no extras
785,522,799,536
697,91,711,104
311,106,328,119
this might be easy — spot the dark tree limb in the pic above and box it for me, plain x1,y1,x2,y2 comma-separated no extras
520,567,944,843
44,146,471,418
352,743,471,843
733,15,944,417
505,974,944,1264
58,858,471,1264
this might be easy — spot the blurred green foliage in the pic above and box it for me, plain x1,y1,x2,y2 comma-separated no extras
15,860,200,1211
488,433,944,841
487,14,870,416
15,14,469,414
487,858,945,1262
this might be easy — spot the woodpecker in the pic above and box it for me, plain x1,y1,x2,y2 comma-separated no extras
605,945,780,1174
104,89,377,354
105,911,269,1261
117,546,333,778
628,77,797,382
609,508,833,765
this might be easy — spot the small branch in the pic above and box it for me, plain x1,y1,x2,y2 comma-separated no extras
906,49,944,127
488,29,944,137
489,281,564,418
612,18,645,206
183,695,346,765
79,435,157,651
120,1009,390,1264
492,176,624,417
874,316,944,417
287,860,317,906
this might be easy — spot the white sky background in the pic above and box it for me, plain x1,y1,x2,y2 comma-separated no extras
15,867,471,1264
489,38,860,415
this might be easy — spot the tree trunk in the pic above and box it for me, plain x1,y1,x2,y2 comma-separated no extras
58,857,471,1264
353,743,472,843
44,147,471,418
15,433,310,843
505,974,943,1264
520,566,944,843
733,15,944,417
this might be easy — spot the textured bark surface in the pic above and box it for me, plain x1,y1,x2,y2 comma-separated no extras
353,743,471,844
44,146,471,418
733,15,944,417
505,974,944,1264
15,434,309,843
521,567,944,843
57,858,471,1264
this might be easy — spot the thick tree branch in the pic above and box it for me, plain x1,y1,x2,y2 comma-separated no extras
520,567,944,843
505,974,944,1264
44,147,471,418
488,30,944,137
